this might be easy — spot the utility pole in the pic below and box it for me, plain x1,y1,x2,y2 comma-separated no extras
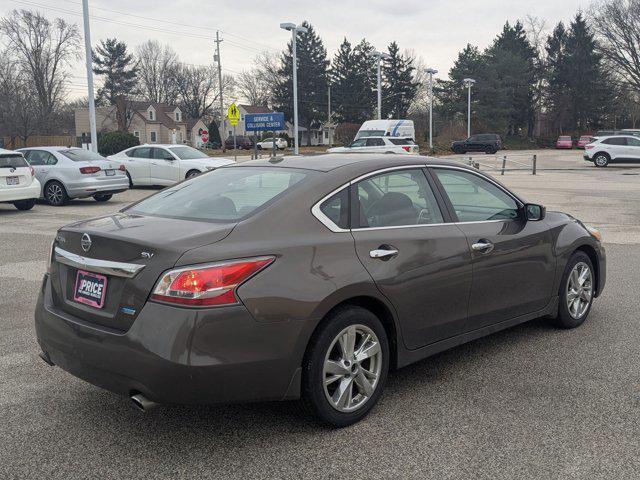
280,22,308,155
81,0,97,153
425,68,438,150
215,31,226,152
370,51,390,120
327,84,332,147
463,78,476,138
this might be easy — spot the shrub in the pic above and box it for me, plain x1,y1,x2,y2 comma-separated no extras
98,131,139,156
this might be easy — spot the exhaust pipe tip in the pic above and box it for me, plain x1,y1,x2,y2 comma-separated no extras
130,393,159,412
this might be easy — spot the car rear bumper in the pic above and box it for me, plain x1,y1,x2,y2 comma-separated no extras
66,177,129,198
35,274,303,405
0,180,40,202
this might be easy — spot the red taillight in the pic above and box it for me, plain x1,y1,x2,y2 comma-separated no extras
150,257,274,307
79,166,101,174
585,145,594,149
118,164,126,172
402,146,411,152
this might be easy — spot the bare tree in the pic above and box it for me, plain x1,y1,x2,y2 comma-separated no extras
0,9,80,133
590,0,640,91
236,52,280,107
135,40,179,104
0,55,39,144
173,63,234,119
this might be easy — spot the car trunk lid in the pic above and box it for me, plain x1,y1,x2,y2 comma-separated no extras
50,212,235,331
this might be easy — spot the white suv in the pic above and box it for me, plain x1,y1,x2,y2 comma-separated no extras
327,136,419,155
0,148,41,210
584,135,640,167
256,138,288,150
108,144,234,186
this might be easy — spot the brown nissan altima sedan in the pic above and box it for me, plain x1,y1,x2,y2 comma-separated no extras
35,154,606,427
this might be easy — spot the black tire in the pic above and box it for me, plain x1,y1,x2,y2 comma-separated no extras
302,305,389,428
126,171,134,188
593,153,609,167
257,145,263,150
93,194,112,202
44,181,69,206
13,198,36,210
186,169,201,179
552,251,595,329
485,146,496,154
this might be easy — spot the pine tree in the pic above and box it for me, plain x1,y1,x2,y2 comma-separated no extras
381,42,419,118
272,21,329,145
92,38,138,106
545,22,571,132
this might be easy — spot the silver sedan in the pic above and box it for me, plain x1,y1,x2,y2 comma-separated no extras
18,147,129,206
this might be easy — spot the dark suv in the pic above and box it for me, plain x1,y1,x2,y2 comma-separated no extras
224,135,254,150
451,134,502,154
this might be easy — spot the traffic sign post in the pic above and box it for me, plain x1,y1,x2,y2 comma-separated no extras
227,103,241,160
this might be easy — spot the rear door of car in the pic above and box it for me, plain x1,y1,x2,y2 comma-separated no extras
128,147,152,184
364,138,386,153
429,166,555,330
601,137,627,160
23,149,57,187
349,166,472,349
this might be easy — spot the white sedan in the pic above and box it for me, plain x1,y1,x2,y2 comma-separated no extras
0,148,40,210
256,138,288,150
327,136,419,155
108,144,235,186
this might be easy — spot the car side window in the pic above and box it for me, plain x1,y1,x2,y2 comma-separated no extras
434,169,519,222
152,148,171,160
22,150,38,165
603,137,627,146
350,139,367,148
319,187,349,229
133,147,152,158
468,136,478,142
125,149,136,157
366,138,384,147
355,169,444,228
26,151,57,166
626,137,640,147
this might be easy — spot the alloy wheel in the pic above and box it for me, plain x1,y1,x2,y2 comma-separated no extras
566,261,593,319
46,184,64,205
595,155,608,167
322,324,382,413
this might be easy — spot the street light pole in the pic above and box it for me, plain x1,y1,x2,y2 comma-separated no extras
425,68,438,150
463,78,475,138
371,51,390,120
280,22,308,155
81,0,97,153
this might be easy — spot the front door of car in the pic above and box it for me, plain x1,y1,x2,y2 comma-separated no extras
365,138,386,153
350,167,473,350
465,135,480,151
624,136,640,161
430,167,555,330
347,138,367,152
150,148,179,185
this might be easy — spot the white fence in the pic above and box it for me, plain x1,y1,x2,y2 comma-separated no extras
451,153,538,175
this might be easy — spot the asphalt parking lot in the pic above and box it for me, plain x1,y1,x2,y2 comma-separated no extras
1,149,639,479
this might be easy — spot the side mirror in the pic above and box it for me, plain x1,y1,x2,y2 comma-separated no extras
165,155,175,161
524,203,545,221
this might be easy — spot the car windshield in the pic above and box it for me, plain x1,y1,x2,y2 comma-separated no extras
61,149,105,162
355,130,386,139
128,167,310,222
168,146,209,159
0,154,27,168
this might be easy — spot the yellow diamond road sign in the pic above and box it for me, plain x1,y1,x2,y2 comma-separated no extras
227,103,241,126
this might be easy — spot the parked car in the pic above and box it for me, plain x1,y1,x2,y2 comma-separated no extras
203,140,221,150
36,154,606,427
327,136,419,155
583,135,640,167
577,136,594,148
224,135,254,150
451,134,502,154
18,147,128,206
107,144,234,186
256,137,288,150
0,148,40,210
355,119,415,141
555,136,574,149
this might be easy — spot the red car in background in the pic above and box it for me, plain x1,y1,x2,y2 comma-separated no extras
556,135,574,149
577,135,594,148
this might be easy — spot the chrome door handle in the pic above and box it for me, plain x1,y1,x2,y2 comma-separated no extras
370,247,399,260
471,240,494,254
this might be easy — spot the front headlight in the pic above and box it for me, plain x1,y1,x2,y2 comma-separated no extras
586,226,602,242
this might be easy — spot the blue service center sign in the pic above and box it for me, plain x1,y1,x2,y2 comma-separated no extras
244,112,285,131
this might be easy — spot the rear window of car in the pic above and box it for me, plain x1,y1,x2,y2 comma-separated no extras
168,146,209,159
559,136,571,140
0,154,27,168
128,167,310,222
388,138,415,145
60,149,106,161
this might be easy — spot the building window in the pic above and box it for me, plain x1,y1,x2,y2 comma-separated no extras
148,110,154,120
133,131,140,138
324,131,329,139
150,131,157,142
175,112,181,121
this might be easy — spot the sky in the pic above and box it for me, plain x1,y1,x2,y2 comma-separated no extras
0,0,590,100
